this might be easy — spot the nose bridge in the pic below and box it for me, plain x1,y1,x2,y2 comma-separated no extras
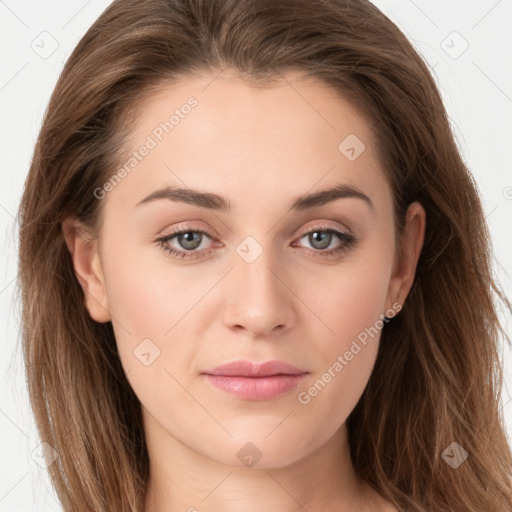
222,235,295,336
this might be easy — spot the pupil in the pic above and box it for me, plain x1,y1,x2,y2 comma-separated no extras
179,232,201,250
311,231,330,249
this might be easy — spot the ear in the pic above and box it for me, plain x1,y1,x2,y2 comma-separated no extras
385,201,426,313
61,216,111,323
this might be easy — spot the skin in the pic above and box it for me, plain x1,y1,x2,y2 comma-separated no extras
63,69,425,512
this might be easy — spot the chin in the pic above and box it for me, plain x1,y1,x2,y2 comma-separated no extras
201,434,309,470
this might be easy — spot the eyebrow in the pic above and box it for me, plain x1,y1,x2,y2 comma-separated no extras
135,184,374,211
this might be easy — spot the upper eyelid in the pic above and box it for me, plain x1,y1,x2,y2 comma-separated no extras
298,222,351,236
158,224,351,249
159,221,351,239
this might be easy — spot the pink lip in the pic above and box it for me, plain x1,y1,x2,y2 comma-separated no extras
202,360,309,400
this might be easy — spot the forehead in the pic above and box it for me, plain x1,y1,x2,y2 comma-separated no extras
131,70,375,154
104,70,391,215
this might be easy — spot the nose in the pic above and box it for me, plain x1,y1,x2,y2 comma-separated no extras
222,248,297,338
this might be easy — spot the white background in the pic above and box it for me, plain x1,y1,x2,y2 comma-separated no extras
1,1,511,510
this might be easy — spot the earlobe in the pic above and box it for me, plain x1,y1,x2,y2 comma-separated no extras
385,202,426,313
61,217,111,323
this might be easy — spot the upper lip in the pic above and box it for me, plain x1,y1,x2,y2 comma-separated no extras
203,360,308,377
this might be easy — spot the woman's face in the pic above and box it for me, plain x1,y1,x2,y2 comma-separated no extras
67,70,424,468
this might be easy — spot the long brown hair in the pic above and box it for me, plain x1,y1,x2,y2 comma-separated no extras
17,0,512,510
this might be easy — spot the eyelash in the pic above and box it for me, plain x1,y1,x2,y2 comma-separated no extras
155,223,357,260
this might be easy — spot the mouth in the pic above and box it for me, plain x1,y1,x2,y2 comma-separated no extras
202,360,309,400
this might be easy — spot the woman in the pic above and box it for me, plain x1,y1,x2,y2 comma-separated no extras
17,0,512,510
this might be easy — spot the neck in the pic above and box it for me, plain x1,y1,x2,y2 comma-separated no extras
142,412,375,512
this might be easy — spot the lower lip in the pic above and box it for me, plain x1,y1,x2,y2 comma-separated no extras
203,374,308,400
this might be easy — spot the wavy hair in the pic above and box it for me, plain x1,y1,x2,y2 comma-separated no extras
17,0,512,510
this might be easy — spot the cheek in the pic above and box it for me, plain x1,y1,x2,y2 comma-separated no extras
99,236,214,387
307,249,393,355
101,236,201,336
297,242,394,404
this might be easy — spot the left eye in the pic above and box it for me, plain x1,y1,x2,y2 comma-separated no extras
156,226,357,260
296,229,346,251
